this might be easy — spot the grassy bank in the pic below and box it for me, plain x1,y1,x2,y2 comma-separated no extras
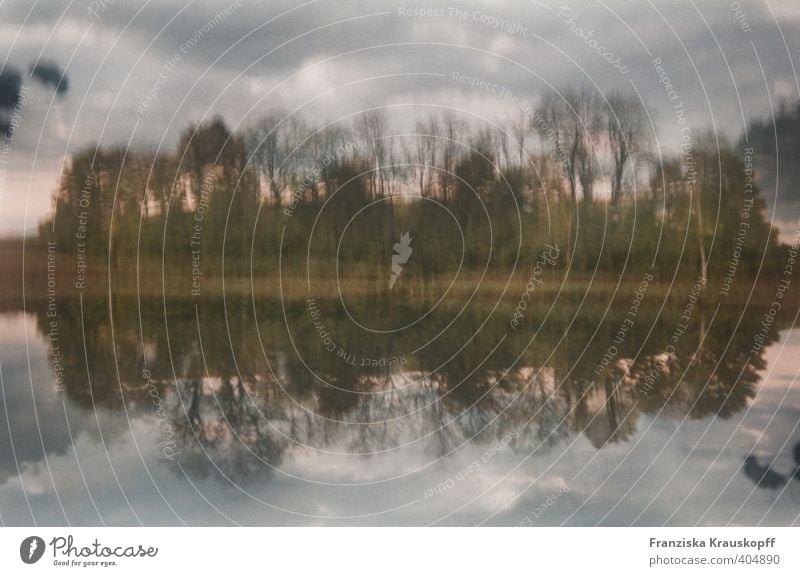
2,238,797,314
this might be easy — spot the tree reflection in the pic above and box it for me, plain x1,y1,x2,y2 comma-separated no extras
28,290,786,484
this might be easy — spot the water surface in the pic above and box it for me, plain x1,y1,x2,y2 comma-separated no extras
1,296,799,526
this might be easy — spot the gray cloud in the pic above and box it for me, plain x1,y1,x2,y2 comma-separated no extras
29,61,69,94
0,68,22,136
0,0,798,231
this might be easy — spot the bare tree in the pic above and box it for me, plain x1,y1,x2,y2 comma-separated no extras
312,123,352,197
538,88,600,202
494,122,511,172
357,110,389,197
412,114,441,197
570,88,601,202
606,92,646,204
537,91,579,203
414,118,431,197
245,111,287,205
425,114,440,194
439,111,464,200
510,108,530,166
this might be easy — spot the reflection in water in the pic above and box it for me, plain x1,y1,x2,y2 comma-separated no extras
0,289,797,525
742,443,800,490
743,456,788,490
34,296,774,466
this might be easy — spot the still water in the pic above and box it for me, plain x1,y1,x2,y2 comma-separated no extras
0,295,798,526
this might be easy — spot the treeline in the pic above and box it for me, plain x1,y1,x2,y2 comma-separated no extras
37,90,785,288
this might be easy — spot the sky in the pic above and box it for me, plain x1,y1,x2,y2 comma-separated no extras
0,0,799,234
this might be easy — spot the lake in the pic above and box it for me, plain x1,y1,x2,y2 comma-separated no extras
1,293,798,526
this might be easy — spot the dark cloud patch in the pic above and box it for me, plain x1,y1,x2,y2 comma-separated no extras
29,61,69,95
0,67,23,136
0,68,21,107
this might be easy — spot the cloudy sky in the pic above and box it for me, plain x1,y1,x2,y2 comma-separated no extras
0,0,798,233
